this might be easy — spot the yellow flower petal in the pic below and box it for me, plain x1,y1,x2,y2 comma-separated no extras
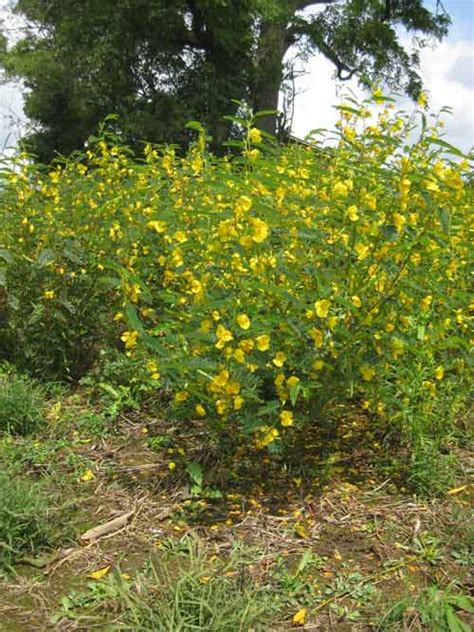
80,469,95,482
292,607,307,626
88,565,111,580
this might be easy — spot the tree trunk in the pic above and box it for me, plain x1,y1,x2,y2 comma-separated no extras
252,21,289,136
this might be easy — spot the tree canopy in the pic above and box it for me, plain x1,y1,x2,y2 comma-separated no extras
1,0,451,161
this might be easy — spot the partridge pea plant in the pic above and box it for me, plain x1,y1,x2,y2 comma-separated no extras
1,94,472,458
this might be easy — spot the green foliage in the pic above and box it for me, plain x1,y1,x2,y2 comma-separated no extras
54,537,278,630
408,437,458,496
1,0,451,159
380,585,474,631
0,96,472,491
0,372,46,434
0,470,54,571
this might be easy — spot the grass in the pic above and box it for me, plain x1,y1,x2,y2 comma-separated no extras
0,470,54,571
0,372,46,435
0,389,471,630
115,538,278,631
51,537,279,630
379,585,474,631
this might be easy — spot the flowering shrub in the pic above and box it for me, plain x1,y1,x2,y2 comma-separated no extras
0,95,472,457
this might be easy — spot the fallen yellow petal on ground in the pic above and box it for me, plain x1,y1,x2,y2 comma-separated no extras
88,565,111,580
292,607,307,626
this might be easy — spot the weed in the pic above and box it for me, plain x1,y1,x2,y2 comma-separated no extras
408,438,458,496
0,373,46,435
125,538,278,630
55,536,279,630
0,470,54,571
148,434,174,451
379,584,474,631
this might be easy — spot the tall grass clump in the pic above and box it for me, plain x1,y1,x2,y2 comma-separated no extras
0,92,472,487
0,471,54,571
0,372,46,435
115,537,276,631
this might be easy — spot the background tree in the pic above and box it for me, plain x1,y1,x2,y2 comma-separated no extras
0,0,451,161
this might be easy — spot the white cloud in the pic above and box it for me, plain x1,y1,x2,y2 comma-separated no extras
0,85,24,154
291,38,474,153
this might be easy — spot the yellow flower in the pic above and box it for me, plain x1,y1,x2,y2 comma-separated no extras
190,279,203,294
146,360,159,374
43,290,55,300
168,462,176,471
226,381,241,395
360,365,375,381
174,391,189,402
354,242,370,261
80,469,95,482
234,195,252,215
233,348,245,363
256,334,270,351
286,376,300,388
248,128,263,144
309,328,324,348
146,220,167,233
173,230,187,243
215,324,233,349
332,181,348,197
121,330,139,349
272,352,287,367
251,218,269,243
351,295,362,308
280,410,294,427
393,212,406,232
274,373,285,388
234,395,244,410
417,91,428,109
314,299,331,318
236,314,251,330
216,399,227,415
195,404,206,417
420,295,433,311
372,87,384,102
256,427,279,448
346,205,359,221
245,148,261,161
312,359,324,371
399,178,411,194
434,366,444,381
240,339,255,352
211,370,229,391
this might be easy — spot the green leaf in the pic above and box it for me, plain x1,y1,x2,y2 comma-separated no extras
446,606,471,632
438,208,451,234
0,248,12,263
256,400,280,417
425,137,465,157
294,549,313,577
253,109,277,119
36,248,55,267
186,461,203,488
124,304,144,333
448,594,474,614
289,383,301,407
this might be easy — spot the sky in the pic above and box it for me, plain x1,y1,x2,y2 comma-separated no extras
1,0,473,154
291,0,474,151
